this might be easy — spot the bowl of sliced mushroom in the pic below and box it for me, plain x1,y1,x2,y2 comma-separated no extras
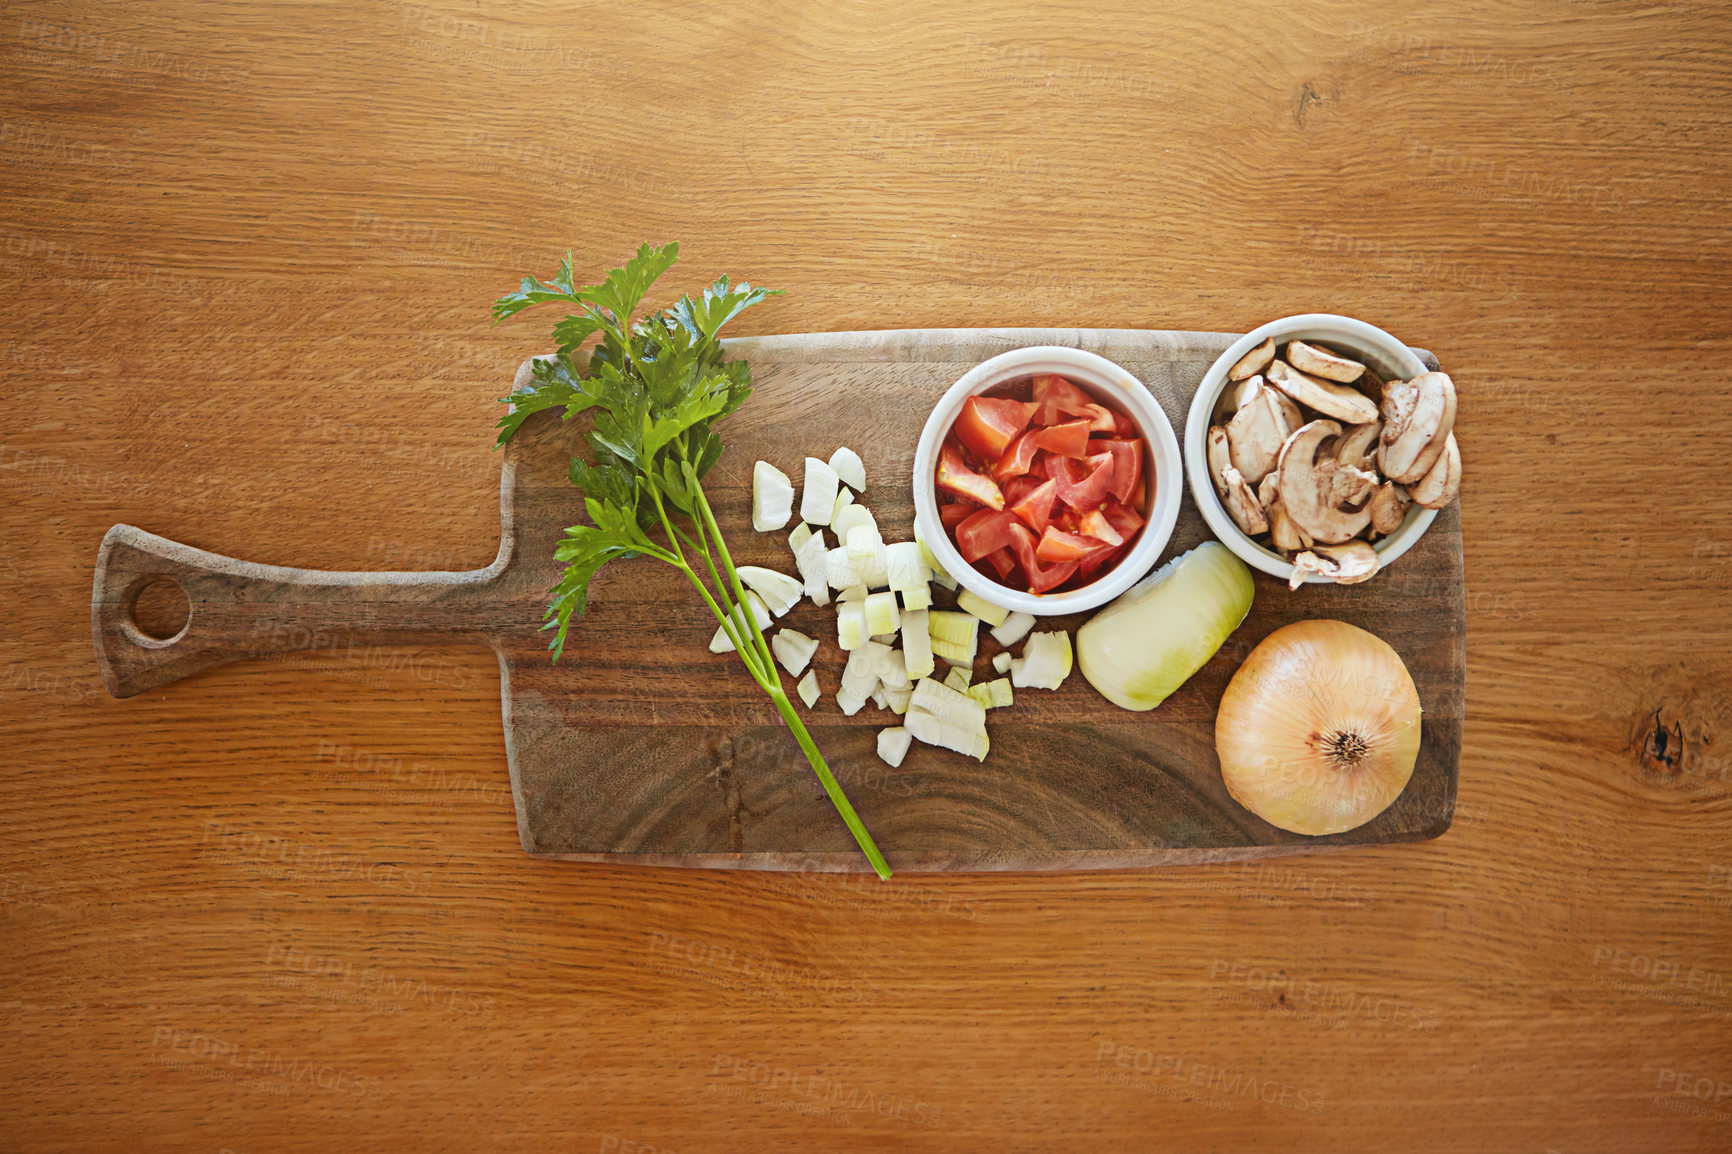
1184,314,1461,587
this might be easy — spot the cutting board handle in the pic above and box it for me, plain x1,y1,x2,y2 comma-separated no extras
91,524,511,699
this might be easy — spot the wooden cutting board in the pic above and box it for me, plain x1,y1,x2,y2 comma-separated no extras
91,328,1462,872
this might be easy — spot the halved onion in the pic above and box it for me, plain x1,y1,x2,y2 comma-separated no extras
1216,620,1422,835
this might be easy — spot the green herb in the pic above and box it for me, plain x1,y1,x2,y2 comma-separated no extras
492,242,891,879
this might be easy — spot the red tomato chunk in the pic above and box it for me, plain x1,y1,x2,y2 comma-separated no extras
933,374,1152,595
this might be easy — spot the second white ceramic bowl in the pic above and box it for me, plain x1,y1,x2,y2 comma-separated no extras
912,346,1182,616
1184,314,1438,584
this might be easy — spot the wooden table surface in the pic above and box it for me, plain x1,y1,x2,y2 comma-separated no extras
3,1,1729,1149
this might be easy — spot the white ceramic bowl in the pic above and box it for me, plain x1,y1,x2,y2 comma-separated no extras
912,346,1182,616
1184,314,1438,584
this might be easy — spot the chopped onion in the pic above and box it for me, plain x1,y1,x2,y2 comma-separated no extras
830,446,867,492
863,590,900,637
990,611,1035,648
1010,631,1072,690
833,503,876,540
901,609,935,680
771,628,819,676
752,461,794,532
877,726,912,767
900,584,932,612
736,565,803,616
992,651,1013,674
957,589,1010,628
796,669,821,708
708,593,772,653
1076,541,1254,711
801,457,839,526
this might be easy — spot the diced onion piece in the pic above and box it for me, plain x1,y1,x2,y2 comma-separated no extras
875,645,910,690
789,522,814,553
905,710,989,761
826,546,864,590
927,611,978,664
900,584,932,612
793,531,830,606
770,628,819,677
708,593,772,653
967,678,1014,709
836,685,871,716
992,651,1013,674
877,726,912,768
885,684,912,714
870,686,888,711
801,458,839,526
870,633,897,645
845,642,891,693
943,666,973,693
846,524,881,564
1011,631,1073,690
863,591,900,637
957,589,1010,628
838,584,867,602
833,503,877,540
737,565,803,616
830,446,867,492
910,677,988,733
831,487,854,524
797,669,821,708
990,611,1036,648
901,609,935,681
752,461,794,532
837,602,866,650
885,542,929,592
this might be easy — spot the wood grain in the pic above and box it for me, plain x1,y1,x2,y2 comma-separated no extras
4,0,1731,1149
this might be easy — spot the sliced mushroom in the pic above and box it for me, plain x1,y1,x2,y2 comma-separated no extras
1207,425,1234,498
1274,419,1373,545
1379,371,1456,484
1268,500,1312,554
1224,387,1289,484
1353,364,1386,405
1220,466,1269,535
1408,431,1461,509
1288,540,1381,589
1228,336,1275,382
1257,471,1279,510
1367,481,1411,536
1334,421,1382,472
1286,339,1366,384
1266,388,1304,437
1267,360,1380,425
1327,462,1379,511
1224,373,1264,415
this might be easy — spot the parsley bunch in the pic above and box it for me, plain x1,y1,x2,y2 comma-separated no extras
492,243,890,879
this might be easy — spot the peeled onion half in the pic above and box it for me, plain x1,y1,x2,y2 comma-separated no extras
1216,620,1422,835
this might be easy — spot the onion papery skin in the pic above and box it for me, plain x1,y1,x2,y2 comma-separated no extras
1216,619,1422,836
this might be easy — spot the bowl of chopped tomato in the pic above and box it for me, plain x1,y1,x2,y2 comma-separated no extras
912,346,1182,615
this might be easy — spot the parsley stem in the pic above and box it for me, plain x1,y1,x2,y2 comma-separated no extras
765,685,892,881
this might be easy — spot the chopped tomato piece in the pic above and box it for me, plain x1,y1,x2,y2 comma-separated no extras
1030,419,1091,459
1078,542,1125,581
1009,478,1059,536
984,547,1018,581
1080,403,1117,433
954,396,1037,460
1031,374,1098,425
1113,409,1139,438
1096,438,1143,504
937,442,1005,510
1078,508,1124,547
953,508,1024,564
992,429,1042,480
939,500,974,529
1002,473,1043,506
1100,498,1145,540
1051,452,1115,511
1004,523,1079,592
1036,526,1114,564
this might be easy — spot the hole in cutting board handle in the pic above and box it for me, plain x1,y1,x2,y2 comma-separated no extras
123,575,191,647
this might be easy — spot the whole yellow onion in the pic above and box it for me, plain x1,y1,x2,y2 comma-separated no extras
1216,620,1422,836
